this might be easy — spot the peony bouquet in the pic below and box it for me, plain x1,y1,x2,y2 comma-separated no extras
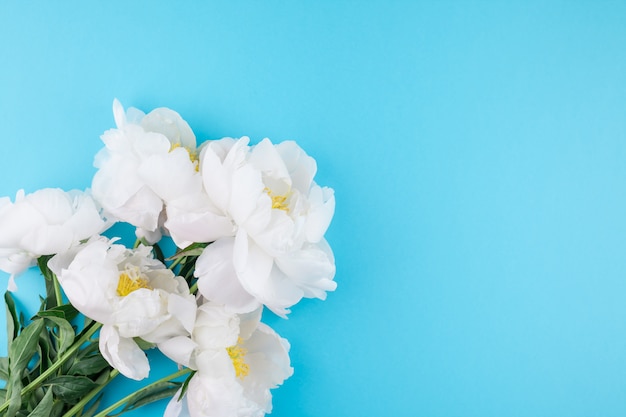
0,100,336,417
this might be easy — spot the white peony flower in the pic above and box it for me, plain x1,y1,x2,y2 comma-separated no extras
162,301,293,417
92,99,202,242
48,238,197,380
166,137,336,317
0,188,109,291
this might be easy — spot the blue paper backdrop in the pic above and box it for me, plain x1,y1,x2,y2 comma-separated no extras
2,1,626,416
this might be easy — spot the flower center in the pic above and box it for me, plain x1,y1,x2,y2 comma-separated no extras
170,142,199,171
227,338,250,379
264,188,289,212
116,266,151,297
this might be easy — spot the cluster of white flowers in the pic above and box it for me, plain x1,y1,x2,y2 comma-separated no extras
0,100,336,417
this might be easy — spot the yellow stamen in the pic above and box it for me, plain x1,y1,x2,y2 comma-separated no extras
170,142,199,171
264,187,290,212
227,338,250,379
116,266,151,297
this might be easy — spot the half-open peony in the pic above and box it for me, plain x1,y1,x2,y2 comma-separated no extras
0,188,108,291
48,237,197,380
162,301,293,417
92,99,202,243
166,137,337,317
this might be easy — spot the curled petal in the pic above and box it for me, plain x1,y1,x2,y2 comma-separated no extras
159,336,198,369
140,107,196,149
165,193,234,248
99,325,150,380
275,239,337,300
240,323,293,411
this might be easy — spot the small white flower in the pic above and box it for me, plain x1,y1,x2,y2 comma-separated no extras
162,301,293,417
92,99,202,242
0,188,109,291
48,238,196,380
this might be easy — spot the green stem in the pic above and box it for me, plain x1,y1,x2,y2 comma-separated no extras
188,282,198,295
93,368,192,417
62,369,120,417
0,321,103,414
168,256,183,270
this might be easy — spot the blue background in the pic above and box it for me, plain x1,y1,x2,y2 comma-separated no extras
2,1,626,416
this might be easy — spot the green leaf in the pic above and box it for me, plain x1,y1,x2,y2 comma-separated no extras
152,243,165,264
109,381,182,417
76,340,100,359
37,255,58,309
178,370,196,400
9,319,45,374
50,401,65,417
67,354,109,376
6,319,45,417
6,373,23,417
26,388,52,417
46,375,98,404
36,304,79,322
43,316,75,356
0,388,6,402
37,330,54,372
36,255,55,281
4,292,19,345
166,242,209,261
0,357,9,381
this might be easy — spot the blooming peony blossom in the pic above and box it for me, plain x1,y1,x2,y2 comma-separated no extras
166,137,336,317
162,301,293,417
92,99,202,242
0,188,109,291
48,238,197,380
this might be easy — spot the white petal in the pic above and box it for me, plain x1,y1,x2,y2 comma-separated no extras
248,138,291,187
0,250,35,280
201,137,252,215
112,99,126,128
53,242,117,325
158,336,198,369
186,370,244,417
169,292,198,334
140,107,196,149
108,187,163,231
240,323,293,410
193,302,240,350
275,140,317,192
238,307,263,341
274,239,337,300
165,193,234,247
247,210,295,257
113,289,166,338
7,274,17,292
194,350,238,380
229,163,265,226
164,389,188,417
304,185,335,243
20,224,73,256
195,238,260,314
99,325,149,380
142,292,197,343
234,232,301,317
138,150,202,203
